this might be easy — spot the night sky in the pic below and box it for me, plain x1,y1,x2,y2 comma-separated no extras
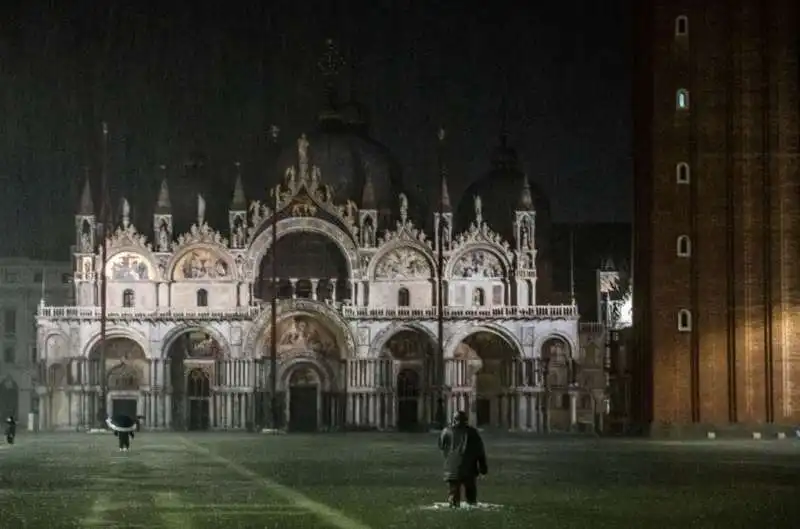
0,1,630,259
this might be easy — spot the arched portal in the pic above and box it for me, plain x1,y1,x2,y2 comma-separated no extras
88,338,147,424
257,231,350,303
383,329,435,431
541,336,574,432
286,364,320,432
166,329,222,431
266,314,343,431
0,377,19,421
186,368,211,431
454,331,519,429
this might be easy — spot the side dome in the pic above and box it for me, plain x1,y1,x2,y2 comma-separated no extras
455,141,552,253
275,114,404,216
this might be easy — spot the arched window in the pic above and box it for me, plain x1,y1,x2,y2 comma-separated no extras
677,89,690,110
122,289,135,308
473,287,486,306
678,309,692,332
677,235,691,257
675,15,688,36
397,287,410,307
197,289,208,307
676,162,690,184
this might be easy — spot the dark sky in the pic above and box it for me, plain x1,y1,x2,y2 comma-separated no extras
0,0,630,258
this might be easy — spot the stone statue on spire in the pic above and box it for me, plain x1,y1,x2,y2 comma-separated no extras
297,133,310,178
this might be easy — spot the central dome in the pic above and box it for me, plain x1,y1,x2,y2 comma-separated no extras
275,112,403,215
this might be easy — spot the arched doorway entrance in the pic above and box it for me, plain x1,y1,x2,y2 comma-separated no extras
541,337,574,432
166,329,222,431
257,231,351,303
383,329,435,431
0,377,18,420
187,368,211,430
287,365,319,432
269,313,343,431
396,369,421,431
454,331,520,429
88,337,147,426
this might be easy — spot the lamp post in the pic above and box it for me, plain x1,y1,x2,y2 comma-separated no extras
268,183,279,430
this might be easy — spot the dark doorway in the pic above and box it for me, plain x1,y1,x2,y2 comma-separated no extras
289,386,318,432
476,398,491,427
187,369,211,431
112,398,137,419
397,369,420,432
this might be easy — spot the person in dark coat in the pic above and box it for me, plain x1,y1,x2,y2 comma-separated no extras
438,410,488,507
114,430,134,451
5,416,16,445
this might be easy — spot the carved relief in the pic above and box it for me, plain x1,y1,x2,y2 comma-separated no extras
276,316,337,356
173,249,230,280
357,327,370,346
46,335,67,360
451,250,504,278
106,252,152,281
174,223,228,251
176,331,222,359
107,363,141,390
374,247,432,280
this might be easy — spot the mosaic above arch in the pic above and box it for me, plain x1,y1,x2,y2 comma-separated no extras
173,248,232,280
106,252,155,281
450,248,505,279
373,246,433,280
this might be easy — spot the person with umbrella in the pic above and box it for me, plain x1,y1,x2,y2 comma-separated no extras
5,416,16,445
106,415,136,452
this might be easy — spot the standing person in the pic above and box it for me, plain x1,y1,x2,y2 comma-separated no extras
115,429,134,452
5,416,16,445
438,410,488,508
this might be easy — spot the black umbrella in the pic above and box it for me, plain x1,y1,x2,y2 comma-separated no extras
106,415,136,433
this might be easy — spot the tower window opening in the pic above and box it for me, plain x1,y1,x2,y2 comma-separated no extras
677,89,690,110
677,235,691,257
675,16,688,37
676,162,690,184
678,309,692,332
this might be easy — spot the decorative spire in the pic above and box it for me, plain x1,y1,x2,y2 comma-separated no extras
399,193,408,224
121,198,131,228
197,194,206,226
361,172,376,210
231,162,246,210
79,170,93,215
519,175,533,210
155,167,171,214
474,195,483,225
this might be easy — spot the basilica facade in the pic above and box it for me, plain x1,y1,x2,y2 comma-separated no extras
34,135,603,433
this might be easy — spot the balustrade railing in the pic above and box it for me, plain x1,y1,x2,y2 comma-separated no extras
37,302,579,320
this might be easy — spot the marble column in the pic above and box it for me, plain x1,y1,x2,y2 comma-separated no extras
290,278,298,299
311,279,319,300
331,279,338,302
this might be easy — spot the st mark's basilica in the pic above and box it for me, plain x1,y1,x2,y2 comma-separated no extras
34,92,609,433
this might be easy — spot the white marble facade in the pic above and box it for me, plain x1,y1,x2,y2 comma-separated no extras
35,135,595,433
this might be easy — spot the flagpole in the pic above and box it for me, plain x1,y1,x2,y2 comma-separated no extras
435,128,446,429
269,168,279,430
98,122,110,427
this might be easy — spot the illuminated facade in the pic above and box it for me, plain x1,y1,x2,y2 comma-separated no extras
633,1,800,432
30,132,616,433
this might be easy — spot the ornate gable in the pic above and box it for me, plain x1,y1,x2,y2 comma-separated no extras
107,224,152,254
377,193,431,249
173,223,228,253
450,221,513,261
248,135,361,242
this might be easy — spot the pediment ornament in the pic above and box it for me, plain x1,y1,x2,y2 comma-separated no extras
173,222,228,252
107,224,152,253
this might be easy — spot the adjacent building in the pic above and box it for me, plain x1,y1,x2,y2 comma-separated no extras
633,1,800,433
0,259,71,426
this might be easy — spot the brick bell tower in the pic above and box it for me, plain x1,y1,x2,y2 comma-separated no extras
632,0,800,434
